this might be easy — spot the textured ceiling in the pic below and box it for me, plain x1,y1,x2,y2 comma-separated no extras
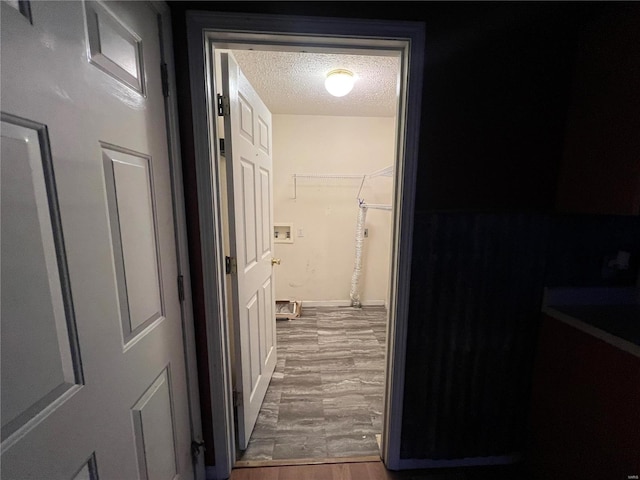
230,50,400,117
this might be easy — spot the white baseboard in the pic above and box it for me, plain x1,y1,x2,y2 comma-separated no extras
395,453,521,470
301,300,386,308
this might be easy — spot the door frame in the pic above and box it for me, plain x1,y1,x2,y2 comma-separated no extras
186,11,424,479
151,2,205,479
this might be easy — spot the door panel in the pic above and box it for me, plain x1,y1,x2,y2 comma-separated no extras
260,168,271,256
261,278,275,365
102,145,164,340
132,369,178,480
240,160,258,269
84,0,145,95
221,52,277,450
1,115,82,442
0,2,192,478
246,294,260,392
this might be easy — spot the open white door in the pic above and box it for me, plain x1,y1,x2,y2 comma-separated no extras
1,1,194,478
220,52,278,450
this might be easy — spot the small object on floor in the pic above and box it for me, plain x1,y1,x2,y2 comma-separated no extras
275,300,302,320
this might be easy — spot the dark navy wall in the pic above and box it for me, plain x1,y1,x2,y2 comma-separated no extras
403,213,549,459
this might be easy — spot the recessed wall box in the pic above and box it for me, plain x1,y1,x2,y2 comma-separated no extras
274,223,294,244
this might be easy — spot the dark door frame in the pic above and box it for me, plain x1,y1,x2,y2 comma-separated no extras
185,11,425,479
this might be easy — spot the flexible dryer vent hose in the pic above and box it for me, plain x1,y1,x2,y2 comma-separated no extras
350,204,368,307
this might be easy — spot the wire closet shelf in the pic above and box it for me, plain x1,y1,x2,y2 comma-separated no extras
291,165,394,207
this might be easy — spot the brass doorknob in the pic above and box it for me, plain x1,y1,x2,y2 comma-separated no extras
271,258,281,266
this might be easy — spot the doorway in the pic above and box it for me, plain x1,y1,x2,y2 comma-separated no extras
185,11,424,479
215,48,399,465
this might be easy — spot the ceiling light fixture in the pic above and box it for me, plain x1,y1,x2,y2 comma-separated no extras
325,69,355,97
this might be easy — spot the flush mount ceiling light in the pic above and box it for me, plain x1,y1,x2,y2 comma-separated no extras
325,69,355,97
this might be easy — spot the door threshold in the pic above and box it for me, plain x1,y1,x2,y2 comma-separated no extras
234,455,382,468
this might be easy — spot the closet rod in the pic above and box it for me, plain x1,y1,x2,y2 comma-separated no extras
292,173,365,199
360,202,393,211
293,173,365,179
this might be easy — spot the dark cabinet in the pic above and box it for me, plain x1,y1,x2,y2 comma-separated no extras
528,313,640,478
556,6,640,215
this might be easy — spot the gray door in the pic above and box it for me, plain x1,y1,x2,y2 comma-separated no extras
1,1,193,478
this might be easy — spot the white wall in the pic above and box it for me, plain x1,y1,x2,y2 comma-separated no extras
272,114,396,304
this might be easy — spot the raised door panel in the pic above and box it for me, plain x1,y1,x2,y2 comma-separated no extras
0,115,82,442
84,0,145,94
257,116,269,154
261,277,274,364
260,168,271,258
241,159,258,271
3,0,32,22
102,145,164,342
239,94,254,144
71,454,98,480
132,369,178,480
245,293,261,400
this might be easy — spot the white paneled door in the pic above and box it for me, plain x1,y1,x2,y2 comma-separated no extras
1,2,193,479
220,52,277,450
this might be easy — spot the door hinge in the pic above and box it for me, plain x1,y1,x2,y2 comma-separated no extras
191,440,205,460
225,256,237,275
177,275,185,302
161,62,169,98
233,389,243,407
217,94,229,116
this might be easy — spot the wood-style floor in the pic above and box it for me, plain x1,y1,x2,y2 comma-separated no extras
231,461,392,480
238,306,387,462
230,460,532,479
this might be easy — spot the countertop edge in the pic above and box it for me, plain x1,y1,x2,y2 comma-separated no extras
542,306,640,358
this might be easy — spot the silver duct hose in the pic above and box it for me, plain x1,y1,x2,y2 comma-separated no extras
350,203,368,307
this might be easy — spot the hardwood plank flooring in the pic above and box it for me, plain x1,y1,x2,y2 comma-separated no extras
231,461,533,480
230,461,392,480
